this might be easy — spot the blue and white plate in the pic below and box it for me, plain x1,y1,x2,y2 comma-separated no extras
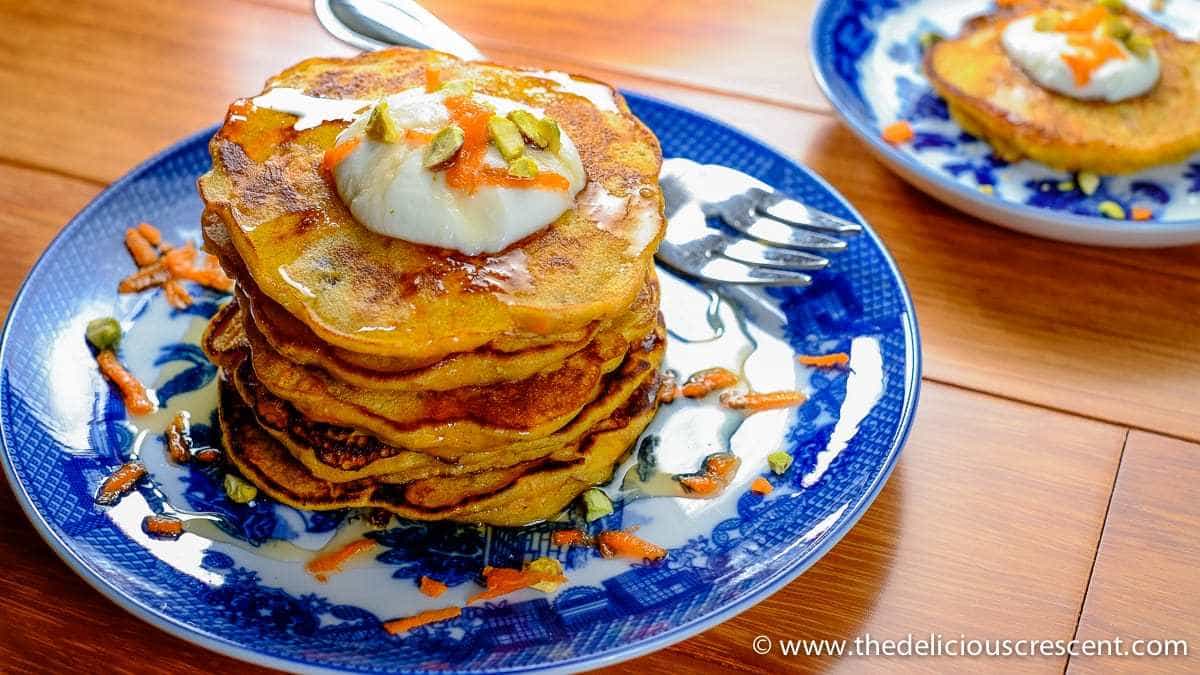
0,94,920,673
812,0,1200,247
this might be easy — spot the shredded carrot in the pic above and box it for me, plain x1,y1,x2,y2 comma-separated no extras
656,371,680,404
124,228,160,267
424,64,443,92
596,531,667,562
1057,4,1107,32
163,279,193,309
551,529,588,547
720,390,807,414
1131,206,1153,221
143,514,184,539
136,222,162,246
162,242,197,276
95,460,147,505
404,129,434,145
419,576,448,598
194,447,222,464
680,367,739,398
1061,37,1126,86
96,350,155,415
797,352,850,368
383,606,461,635
678,474,722,496
704,453,741,482
750,477,774,495
306,538,376,581
164,243,234,292
882,121,914,145
322,136,361,173
118,260,170,293
468,562,567,604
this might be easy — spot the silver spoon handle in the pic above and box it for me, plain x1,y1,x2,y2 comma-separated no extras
315,0,485,60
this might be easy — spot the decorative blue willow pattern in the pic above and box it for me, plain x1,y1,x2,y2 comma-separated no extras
812,0,1200,223
0,94,920,673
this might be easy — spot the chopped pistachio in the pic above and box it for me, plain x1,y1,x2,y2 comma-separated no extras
918,31,944,50
1034,11,1061,32
1103,16,1132,40
223,473,258,504
366,100,400,143
487,115,525,161
1077,171,1101,195
507,156,539,179
507,110,549,148
581,488,614,522
423,124,465,169
767,451,794,476
527,557,565,593
1098,200,1126,219
86,317,122,351
540,118,562,153
1057,180,1075,192
438,78,474,98
1096,0,1124,11
1125,33,1154,57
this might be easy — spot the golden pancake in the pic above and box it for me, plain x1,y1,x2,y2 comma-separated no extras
198,47,666,362
926,0,1200,173
228,323,663,483
218,370,659,526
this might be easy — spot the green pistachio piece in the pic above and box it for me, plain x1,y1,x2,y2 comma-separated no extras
767,451,794,476
1098,200,1126,220
581,488,614,522
1097,0,1124,11
223,473,258,504
1034,11,1061,32
918,31,944,50
1125,33,1154,57
438,79,474,98
423,124,465,169
1103,16,1132,40
507,110,549,148
540,118,562,153
507,156,539,179
366,100,400,143
1077,171,1101,195
85,317,122,351
487,115,526,161
1057,180,1075,192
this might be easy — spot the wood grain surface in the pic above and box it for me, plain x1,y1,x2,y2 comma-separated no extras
0,0,1197,672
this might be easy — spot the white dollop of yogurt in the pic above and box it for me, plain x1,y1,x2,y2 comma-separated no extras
330,88,586,255
1001,15,1159,102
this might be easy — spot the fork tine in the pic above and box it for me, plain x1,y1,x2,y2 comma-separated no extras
723,212,848,251
686,257,813,287
753,191,863,235
721,238,829,271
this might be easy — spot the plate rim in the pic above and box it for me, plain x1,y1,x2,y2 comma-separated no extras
0,91,922,673
809,0,1200,246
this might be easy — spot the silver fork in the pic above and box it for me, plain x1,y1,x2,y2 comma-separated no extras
315,0,862,286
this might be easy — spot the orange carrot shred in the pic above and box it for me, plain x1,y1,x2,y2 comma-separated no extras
383,606,461,635
797,352,850,368
137,222,162,246
424,65,443,92
143,514,184,539
1131,207,1153,221
704,453,741,481
96,350,155,415
678,474,722,496
656,371,680,404
163,279,193,309
882,121,914,145
680,367,739,398
124,228,159,267
94,460,147,505
419,576,448,598
552,529,588,547
118,260,169,293
720,390,807,414
596,531,667,562
750,477,774,495
164,411,192,464
322,136,361,173
468,562,567,604
306,538,376,580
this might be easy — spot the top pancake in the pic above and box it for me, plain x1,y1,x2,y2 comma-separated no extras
926,0,1200,173
199,47,666,362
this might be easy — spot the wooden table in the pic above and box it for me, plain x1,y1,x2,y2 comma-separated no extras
1,1,1197,672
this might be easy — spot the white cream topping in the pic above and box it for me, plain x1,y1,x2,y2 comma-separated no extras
521,70,619,112
330,88,586,255
1001,15,1160,103
249,88,369,130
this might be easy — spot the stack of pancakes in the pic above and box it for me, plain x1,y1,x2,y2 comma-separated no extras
197,49,667,526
